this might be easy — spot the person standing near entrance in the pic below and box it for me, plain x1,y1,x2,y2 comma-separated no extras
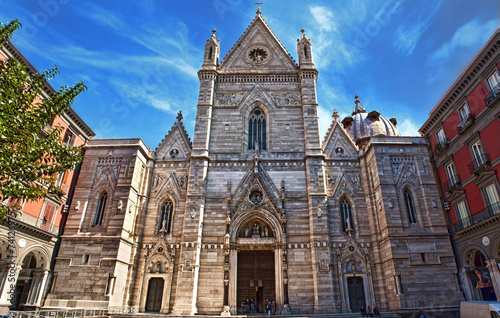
265,299,271,315
271,300,276,315
245,299,250,313
250,298,255,313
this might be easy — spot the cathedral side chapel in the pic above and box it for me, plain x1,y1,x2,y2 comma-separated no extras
45,7,463,317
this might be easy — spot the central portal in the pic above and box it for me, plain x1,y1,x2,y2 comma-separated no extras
237,250,275,313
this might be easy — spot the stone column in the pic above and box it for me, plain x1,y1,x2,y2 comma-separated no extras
0,263,21,314
459,267,473,301
486,260,500,298
26,270,42,305
34,270,50,306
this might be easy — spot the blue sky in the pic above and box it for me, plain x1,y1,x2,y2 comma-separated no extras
1,0,498,147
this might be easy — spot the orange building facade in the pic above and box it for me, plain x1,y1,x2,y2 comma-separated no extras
0,42,94,314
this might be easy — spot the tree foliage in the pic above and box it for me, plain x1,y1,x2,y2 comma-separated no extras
0,19,87,220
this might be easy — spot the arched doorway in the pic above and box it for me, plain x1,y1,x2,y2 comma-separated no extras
229,213,285,315
466,250,497,301
13,253,37,310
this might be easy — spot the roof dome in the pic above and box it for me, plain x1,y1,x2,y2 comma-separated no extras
341,96,400,145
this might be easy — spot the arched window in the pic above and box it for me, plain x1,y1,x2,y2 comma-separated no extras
159,199,174,234
340,197,354,232
94,192,107,226
404,189,417,224
248,109,266,151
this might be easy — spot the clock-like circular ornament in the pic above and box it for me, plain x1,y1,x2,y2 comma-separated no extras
247,46,271,65
169,148,180,158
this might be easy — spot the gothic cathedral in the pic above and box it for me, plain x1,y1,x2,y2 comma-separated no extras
46,9,463,317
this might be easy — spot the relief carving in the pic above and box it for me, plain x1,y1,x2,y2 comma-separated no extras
214,92,245,106
270,93,301,105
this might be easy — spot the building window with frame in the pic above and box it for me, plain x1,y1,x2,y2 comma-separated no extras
457,103,473,130
340,197,354,232
487,71,500,91
484,184,500,215
42,203,56,230
470,140,487,168
436,128,447,148
248,109,266,151
94,192,107,226
445,162,460,187
63,129,75,147
455,200,470,228
159,199,174,234
404,189,418,224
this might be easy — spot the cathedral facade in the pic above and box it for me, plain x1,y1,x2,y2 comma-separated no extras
45,11,463,317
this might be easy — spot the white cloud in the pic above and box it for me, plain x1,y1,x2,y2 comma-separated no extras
431,19,498,61
397,118,420,136
309,6,336,32
394,0,442,56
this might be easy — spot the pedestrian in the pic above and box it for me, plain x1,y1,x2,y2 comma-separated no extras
241,301,245,314
250,299,255,313
418,309,426,318
373,306,380,317
271,300,276,315
361,306,367,317
265,299,271,315
367,306,374,317
245,299,250,313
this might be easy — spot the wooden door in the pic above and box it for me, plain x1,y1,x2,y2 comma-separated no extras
347,277,366,312
237,250,275,313
146,278,164,312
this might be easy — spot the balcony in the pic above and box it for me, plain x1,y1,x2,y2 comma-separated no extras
452,201,500,233
467,153,491,174
17,212,59,235
434,139,449,155
456,113,475,134
443,174,461,192
484,83,500,106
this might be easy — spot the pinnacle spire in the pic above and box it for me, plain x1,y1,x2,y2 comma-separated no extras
352,95,366,115
255,1,263,15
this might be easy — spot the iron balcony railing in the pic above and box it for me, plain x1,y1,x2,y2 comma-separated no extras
456,113,475,133
468,153,490,174
452,201,500,233
443,174,461,192
434,138,449,155
484,83,500,106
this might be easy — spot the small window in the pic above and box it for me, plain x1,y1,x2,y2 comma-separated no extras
82,254,90,265
436,128,447,147
340,197,354,232
248,109,266,151
159,199,174,234
63,129,75,146
484,184,500,215
455,201,470,228
470,141,486,168
404,189,417,224
94,192,107,226
458,103,471,122
445,162,459,186
487,72,500,90
43,204,56,224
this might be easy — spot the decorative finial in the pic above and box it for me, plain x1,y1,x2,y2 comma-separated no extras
176,111,183,122
300,28,306,37
211,29,217,39
352,95,366,115
255,1,263,14
332,109,339,121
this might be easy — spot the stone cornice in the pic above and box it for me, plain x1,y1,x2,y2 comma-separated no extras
419,29,500,135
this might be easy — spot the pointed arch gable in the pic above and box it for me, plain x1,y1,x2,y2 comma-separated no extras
230,209,283,243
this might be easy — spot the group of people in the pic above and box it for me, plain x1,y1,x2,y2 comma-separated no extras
360,305,381,317
240,298,276,315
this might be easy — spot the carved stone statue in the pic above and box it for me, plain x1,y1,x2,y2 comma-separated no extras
252,222,260,236
244,225,250,237
263,225,269,237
